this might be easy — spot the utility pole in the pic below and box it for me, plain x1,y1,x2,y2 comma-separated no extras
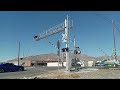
18,41,20,65
112,19,117,60
57,40,60,70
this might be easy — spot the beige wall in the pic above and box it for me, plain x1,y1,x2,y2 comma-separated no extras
88,61,94,67
47,62,61,67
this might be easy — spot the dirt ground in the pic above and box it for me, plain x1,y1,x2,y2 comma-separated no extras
21,68,120,79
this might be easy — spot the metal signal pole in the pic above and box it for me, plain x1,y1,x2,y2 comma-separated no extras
57,40,60,70
112,19,117,60
65,15,70,71
74,35,76,48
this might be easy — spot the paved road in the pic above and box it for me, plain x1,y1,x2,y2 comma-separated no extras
0,66,65,79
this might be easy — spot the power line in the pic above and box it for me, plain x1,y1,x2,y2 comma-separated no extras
91,11,120,34
44,38,57,49
114,24,120,33
91,11,111,23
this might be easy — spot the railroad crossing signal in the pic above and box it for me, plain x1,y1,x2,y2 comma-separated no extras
34,15,73,71
74,47,81,54
61,47,69,52
62,33,67,43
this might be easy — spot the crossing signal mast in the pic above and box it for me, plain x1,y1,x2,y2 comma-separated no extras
73,36,81,55
34,15,73,71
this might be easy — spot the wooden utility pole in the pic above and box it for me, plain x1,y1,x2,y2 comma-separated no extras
18,41,20,65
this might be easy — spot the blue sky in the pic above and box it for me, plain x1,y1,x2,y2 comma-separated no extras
0,11,120,62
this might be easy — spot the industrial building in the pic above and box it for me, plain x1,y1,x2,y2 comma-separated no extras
7,59,66,67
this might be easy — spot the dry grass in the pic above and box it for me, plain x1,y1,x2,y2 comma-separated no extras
32,74,80,79
56,74,80,79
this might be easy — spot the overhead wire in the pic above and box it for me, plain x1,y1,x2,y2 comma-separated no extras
91,11,120,57
44,38,57,49
91,11,120,34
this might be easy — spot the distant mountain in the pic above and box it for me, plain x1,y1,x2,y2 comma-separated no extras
7,53,58,62
96,55,120,61
95,55,110,61
7,52,120,63
7,53,97,62
76,54,96,61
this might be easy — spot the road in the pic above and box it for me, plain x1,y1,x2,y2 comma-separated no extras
0,66,65,79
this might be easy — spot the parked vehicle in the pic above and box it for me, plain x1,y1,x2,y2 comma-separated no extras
95,59,120,68
95,62,105,67
70,58,83,71
0,63,24,73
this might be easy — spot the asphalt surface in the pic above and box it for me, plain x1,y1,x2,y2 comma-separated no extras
0,66,65,79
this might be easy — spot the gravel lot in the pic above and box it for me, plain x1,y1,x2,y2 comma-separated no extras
21,68,120,79
1,66,120,79
78,68,120,79
0,66,64,79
